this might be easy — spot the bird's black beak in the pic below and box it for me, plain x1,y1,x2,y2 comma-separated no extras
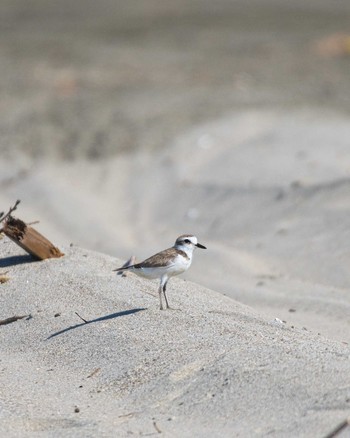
196,243,207,249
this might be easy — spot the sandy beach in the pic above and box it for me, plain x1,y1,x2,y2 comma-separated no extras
1,0,350,436
1,242,350,437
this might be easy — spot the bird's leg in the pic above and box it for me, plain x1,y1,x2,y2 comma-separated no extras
158,283,164,310
163,280,170,309
159,276,169,310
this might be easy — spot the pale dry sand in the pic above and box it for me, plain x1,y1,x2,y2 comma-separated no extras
1,110,350,437
0,241,350,437
2,0,350,436
1,109,350,347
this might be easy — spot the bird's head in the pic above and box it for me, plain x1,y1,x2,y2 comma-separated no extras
174,234,207,253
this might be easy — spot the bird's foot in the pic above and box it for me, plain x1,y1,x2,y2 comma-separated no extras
165,306,181,311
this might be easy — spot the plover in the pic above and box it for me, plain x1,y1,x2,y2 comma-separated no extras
114,234,206,310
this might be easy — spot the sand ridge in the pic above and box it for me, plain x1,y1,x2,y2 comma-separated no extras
0,241,349,437
2,0,350,435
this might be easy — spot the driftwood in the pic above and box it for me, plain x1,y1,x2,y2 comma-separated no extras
0,200,64,260
75,311,88,323
0,315,30,326
0,275,9,284
324,418,350,438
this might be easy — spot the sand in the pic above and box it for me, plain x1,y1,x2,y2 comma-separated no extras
1,242,350,437
2,109,350,348
1,0,350,436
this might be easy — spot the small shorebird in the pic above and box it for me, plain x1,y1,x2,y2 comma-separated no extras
114,234,206,310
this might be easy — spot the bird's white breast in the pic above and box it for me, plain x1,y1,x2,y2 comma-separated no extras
169,252,192,275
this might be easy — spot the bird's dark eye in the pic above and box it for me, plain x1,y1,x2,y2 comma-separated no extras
184,239,191,244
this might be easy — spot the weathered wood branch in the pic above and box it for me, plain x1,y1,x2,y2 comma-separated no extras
0,201,64,260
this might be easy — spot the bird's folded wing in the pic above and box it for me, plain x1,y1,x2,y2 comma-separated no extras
135,248,178,268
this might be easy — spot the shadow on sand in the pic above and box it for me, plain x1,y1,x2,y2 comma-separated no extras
0,254,38,268
47,308,146,339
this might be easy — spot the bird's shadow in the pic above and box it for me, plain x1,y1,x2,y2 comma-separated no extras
47,308,146,340
0,254,38,268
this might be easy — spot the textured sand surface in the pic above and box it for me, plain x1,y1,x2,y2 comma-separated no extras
1,0,350,436
1,241,350,437
2,110,350,347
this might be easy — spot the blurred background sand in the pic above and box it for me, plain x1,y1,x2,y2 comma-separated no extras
1,0,350,342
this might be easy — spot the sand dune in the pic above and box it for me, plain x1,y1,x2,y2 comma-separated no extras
2,109,350,347
2,1,350,435
1,242,349,437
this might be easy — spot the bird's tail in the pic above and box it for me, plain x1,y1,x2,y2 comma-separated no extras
113,255,136,274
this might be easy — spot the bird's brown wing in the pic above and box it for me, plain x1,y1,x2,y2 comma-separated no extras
135,248,179,268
